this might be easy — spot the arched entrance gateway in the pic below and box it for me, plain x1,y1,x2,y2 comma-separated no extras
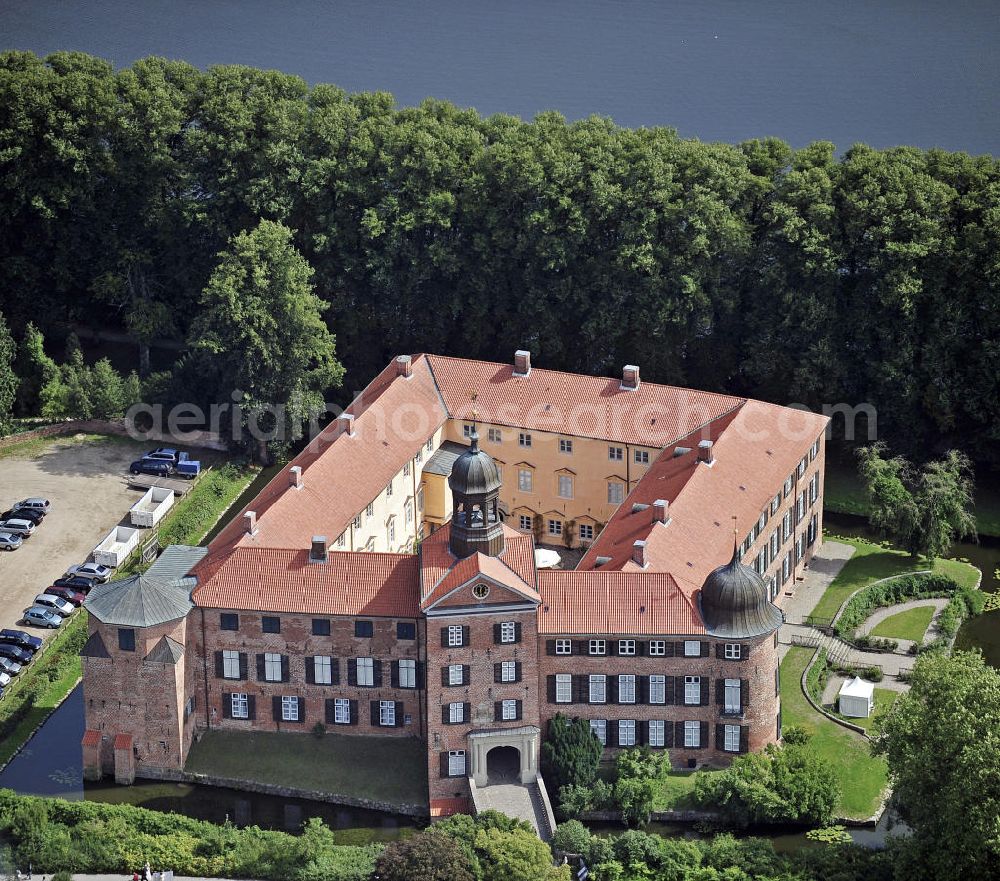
486,745,520,783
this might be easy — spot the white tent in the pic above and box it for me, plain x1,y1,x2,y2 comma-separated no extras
534,548,561,569
838,676,875,718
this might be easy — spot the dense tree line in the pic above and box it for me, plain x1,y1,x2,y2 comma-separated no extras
2,51,999,465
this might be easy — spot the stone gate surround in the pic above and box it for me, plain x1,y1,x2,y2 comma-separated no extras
468,725,540,786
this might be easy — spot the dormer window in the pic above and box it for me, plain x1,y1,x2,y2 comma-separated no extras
310,536,328,563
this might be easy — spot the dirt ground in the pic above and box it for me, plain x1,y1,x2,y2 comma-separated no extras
0,434,169,643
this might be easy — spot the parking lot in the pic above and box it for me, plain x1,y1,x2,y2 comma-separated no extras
0,434,160,643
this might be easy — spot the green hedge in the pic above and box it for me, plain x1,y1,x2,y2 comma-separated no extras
158,462,259,547
0,789,382,879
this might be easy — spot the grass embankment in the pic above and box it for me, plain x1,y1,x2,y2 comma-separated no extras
652,769,703,812
186,730,429,808
871,605,937,642
159,461,260,548
808,536,981,622
823,458,1000,538
851,689,900,733
779,647,888,819
0,431,130,461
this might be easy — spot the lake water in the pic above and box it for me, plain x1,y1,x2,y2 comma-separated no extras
2,0,998,154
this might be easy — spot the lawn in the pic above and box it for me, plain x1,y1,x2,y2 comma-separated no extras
780,647,888,819
808,536,981,622
652,768,705,811
851,688,901,734
871,604,936,642
185,729,429,808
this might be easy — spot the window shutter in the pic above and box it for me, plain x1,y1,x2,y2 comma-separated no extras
608,640,618,656
222,693,231,719
305,657,315,685
494,663,502,684
608,676,618,704
741,679,749,711
716,678,725,706
664,721,674,748
740,644,748,659
238,653,248,680
663,641,675,657
675,676,685,703
700,720,709,748
547,675,556,703
441,666,449,687
347,659,357,686
514,622,522,643
607,721,618,748
493,623,501,644
462,665,470,685
575,640,588,655
700,641,710,658
297,697,306,722
546,640,556,656
331,658,340,685
674,721,684,748
248,696,256,720
461,626,470,646
373,659,383,687
255,654,265,681
280,655,290,683
214,652,224,678
715,643,724,659
395,701,404,727
515,700,522,721
441,705,449,725
463,702,471,722
370,701,379,726
715,724,725,751
665,676,675,705
514,662,522,683
390,661,399,688
569,640,578,655
494,701,502,722
572,675,585,704
636,721,645,746
439,751,450,778
325,699,335,725
638,676,649,704
700,678,710,706
635,640,644,656
673,641,685,657
440,627,449,648
348,699,357,725
272,696,281,722
415,662,424,689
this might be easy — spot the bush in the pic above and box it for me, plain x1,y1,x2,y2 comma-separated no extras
853,634,899,652
781,726,811,746
375,829,474,881
542,714,603,795
551,820,592,856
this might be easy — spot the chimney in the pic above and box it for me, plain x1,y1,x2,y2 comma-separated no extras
310,535,328,563
395,354,412,378
289,465,303,489
337,413,355,437
653,499,669,523
632,540,647,568
244,510,257,535
622,364,640,390
513,349,531,377
697,439,715,465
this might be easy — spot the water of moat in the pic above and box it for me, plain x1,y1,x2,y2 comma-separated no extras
1,514,995,847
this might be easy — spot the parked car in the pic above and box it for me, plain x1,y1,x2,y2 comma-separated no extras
0,533,23,551
129,459,173,477
32,594,75,617
0,657,23,676
1,507,44,525
0,643,34,663
65,562,113,583
0,518,35,537
144,447,179,462
52,575,96,593
44,586,86,607
0,629,42,653
21,608,62,630
11,498,49,516
0,671,11,689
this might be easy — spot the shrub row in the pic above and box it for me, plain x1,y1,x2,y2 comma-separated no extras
157,462,258,547
834,573,972,639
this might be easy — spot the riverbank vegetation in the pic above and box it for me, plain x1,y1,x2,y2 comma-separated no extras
1,51,999,472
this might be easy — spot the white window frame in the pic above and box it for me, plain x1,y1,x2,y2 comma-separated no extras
448,749,466,776
379,700,396,727
264,652,282,682
519,432,532,448
684,640,701,657
405,500,413,525
558,474,574,499
589,674,607,704
281,695,299,722
648,640,666,656
648,720,665,747
426,438,434,452
590,719,607,745
548,518,563,536
555,673,572,703
618,674,636,704
559,438,573,454
366,502,374,518
649,674,666,704
519,514,533,531
447,625,463,647
618,639,636,656
725,678,742,714
314,655,333,685
607,482,624,505
500,621,516,644
578,523,594,542
501,699,518,721
684,720,700,747
555,638,572,655
770,492,781,515
449,702,465,723
724,724,741,752
388,519,396,544
222,650,240,680
463,423,474,438
724,643,741,660
618,719,636,746
356,656,374,687
684,675,701,705
608,446,623,461
589,639,606,656
500,660,517,682
333,697,350,724
634,450,649,464
783,475,794,497
231,693,249,719
399,659,416,689
518,469,533,492
488,428,502,444
448,664,464,686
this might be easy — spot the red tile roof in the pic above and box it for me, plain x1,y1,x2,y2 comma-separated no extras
192,547,420,617
208,354,447,553
537,570,702,635
430,797,470,817
426,354,743,446
113,733,133,751
580,400,828,594
81,729,101,747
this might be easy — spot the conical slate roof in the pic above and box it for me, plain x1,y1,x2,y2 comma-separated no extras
699,546,784,639
448,427,502,496
83,573,193,627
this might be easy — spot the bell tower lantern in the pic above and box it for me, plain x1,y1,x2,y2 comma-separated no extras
448,410,505,558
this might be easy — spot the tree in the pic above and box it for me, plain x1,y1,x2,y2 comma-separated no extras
14,322,57,416
0,311,18,431
857,443,977,559
375,829,475,881
473,826,570,881
872,651,1000,881
188,220,344,461
541,713,603,794
613,747,669,827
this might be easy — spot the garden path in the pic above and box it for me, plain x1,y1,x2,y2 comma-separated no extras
858,597,950,652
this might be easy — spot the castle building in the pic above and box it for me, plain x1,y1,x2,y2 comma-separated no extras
81,352,827,820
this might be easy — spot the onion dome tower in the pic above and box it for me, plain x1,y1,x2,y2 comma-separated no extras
699,543,784,639
448,410,505,558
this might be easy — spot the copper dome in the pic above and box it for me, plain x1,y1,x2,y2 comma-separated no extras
448,428,502,497
699,546,784,639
